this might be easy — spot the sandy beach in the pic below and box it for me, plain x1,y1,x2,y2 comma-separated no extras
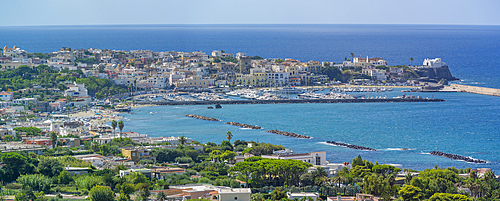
70,109,124,125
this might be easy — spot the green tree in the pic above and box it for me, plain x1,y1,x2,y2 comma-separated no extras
410,57,414,66
117,193,129,201
136,183,151,201
50,132,57,149
3,135,13,142
428,193,470,201
117,182,136,196
178,136,187,145
38,157,63,177
209,150,222,163
250,193,266,201
220,150,236,162
270,187,287,201
399,185,423,201
0,152,36,182
156,192,167,201
229,161,256,187
89,186,115,201
17,174,51,192
118,120,124,134
226,131,233,143
111,120,117,137
14,192,28,201
58,170,73,184
321,66,342,81
410,169,459,199
352,155,365,167
75,175,102,191
372,164,401,178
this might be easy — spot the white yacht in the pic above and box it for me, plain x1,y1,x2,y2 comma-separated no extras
279,86,305,94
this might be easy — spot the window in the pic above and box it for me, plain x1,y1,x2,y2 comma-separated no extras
234,197,238,200
132,153,136,156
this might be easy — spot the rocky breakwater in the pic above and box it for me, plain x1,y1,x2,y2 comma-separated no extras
185,114,221,121
225,122,262,129
267,130,311,139
326,141,376,151
430,151,487,164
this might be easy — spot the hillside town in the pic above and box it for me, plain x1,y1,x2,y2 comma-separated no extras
1,46,452,91
0,46,495,201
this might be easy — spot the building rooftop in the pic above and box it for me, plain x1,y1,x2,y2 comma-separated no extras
219,188,251,194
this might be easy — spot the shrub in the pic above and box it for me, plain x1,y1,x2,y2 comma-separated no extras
5,183,22,189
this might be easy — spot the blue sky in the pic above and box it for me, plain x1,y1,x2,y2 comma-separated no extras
1,0,499,26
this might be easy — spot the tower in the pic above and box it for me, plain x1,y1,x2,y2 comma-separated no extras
238,56,251,73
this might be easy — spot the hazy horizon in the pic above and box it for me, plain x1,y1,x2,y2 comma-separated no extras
2,0,499,26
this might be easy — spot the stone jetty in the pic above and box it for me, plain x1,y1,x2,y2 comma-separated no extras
267,130,311,139
325,141,377,151
430,151,487,164
449,84,500,97
185,114,220,121
225,122,262,129
137,98,445,106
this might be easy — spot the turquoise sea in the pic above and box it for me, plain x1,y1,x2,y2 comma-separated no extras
1,24,499,171
118,89,500,171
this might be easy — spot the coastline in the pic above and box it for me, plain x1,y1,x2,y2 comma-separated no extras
70,110,124,126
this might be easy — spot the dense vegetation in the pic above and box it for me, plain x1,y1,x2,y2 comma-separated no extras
2,135,499,201
0,65,127,99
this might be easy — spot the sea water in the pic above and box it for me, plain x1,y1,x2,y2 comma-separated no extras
117,90,500,171
1,24,499,170
1,24,499,88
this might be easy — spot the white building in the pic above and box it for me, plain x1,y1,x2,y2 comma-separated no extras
422,58,447,68
267,72,289,86
218,188,251,201
0,101,13,109
235,52,247,60
145,136,193,145
13,98,37,105
369,70,387,81
0,91,14,101
169,69,186,85
212,50,222,57
261,149,327,166
287,192,319,201
64,82,88,97
174,75,215,88
353,56,388,67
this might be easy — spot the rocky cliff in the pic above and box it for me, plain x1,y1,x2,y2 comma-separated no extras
416,66,458,81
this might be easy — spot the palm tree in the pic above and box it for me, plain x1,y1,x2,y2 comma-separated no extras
350,52,354,62
118,120,124,135
226,131,233,143
50,132,57,149
111,120,117,138
410,57,414,66
91,141,100,152
178,135,187,145
156,192,167,201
